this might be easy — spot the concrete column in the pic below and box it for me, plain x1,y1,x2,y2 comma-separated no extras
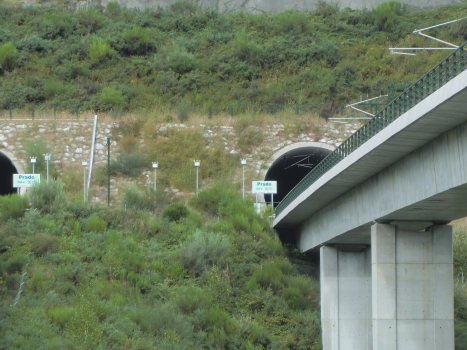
371,224,454,350
320,245,372,350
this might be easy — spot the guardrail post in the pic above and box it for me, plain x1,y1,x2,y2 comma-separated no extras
461,49,465,72
208,106,212,119
31,105,34,120
9,104,12,120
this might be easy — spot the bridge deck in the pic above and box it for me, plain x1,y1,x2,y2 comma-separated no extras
274,69,467,230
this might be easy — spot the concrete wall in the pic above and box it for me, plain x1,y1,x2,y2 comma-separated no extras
80,0,463,12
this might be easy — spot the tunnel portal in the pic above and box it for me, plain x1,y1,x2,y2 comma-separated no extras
0,151,18,196
264,145,333,207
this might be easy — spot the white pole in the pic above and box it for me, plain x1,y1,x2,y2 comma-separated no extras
242,164,245,200
87,115,98,194
32,164,35,174
196,167,199,196
83,166,86,202
154,168,157,193
194,160,200,196
46,159,49,183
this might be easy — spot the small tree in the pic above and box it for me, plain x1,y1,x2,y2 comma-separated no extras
0,42,17,72
373,1,404,32
89,37,114,65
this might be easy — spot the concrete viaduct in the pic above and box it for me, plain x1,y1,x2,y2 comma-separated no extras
273,43,467,349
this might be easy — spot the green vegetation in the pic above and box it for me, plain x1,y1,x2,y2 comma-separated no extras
1,2,467,113
0,183,322,349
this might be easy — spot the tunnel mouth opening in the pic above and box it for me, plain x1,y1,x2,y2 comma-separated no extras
0,151,19,196
264,146,332,208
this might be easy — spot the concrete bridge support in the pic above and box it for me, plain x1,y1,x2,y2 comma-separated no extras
320,223,454,350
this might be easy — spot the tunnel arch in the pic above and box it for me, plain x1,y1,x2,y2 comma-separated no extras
261,142,335,207
0,150,26,196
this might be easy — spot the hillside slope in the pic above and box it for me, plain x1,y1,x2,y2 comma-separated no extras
1,2,467,115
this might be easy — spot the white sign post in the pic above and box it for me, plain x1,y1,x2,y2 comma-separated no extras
252,181,277,210
13,174,41,189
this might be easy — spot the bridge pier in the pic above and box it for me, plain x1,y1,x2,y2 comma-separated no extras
320,223,454,350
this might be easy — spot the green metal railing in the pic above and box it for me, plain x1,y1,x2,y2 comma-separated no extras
276,40,467,217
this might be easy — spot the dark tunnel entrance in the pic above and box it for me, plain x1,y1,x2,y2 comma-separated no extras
264,146,333,207
0,151,18,196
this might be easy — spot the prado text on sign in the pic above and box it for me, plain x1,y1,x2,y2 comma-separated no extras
13,174,41,188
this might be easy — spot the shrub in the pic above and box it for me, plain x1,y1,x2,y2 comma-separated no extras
0,194,28,222
174,284,211,314
43,80,65,100
6,255,25,274
43,11,71,38
163,203,189,222
232,28,264,64
78,9,103,32
24,138,54,176
122,185,153,211
177,99,191,122
373,1,404,32
154,44,197,75
169,0,198,14
86,215,108,232
0,42,16,72
454,224,467,276
123,26,155,55
202,306,236,334
99,87,127,111
177,231,231,277
31,234,58,256
247,258,292,293
111,150,145,176
89,37,115,65
189,185,237,216
29,178,66,214
47,306,74,330
282,287,306,310
315,0,339,17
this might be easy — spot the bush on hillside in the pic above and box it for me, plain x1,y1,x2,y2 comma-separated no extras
123,27,155,55
90,37,115,65
154,43,197,75
29,178,66,214
178,231,231,277
189,185,237,216
86,215,108,232
0,194,28,223
122,185,154,211
232,28,264,64
110,150,145,176
0,42,17,72
99,87,127,111
373,1,404,32
162,203,189,222
31,233,59,256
